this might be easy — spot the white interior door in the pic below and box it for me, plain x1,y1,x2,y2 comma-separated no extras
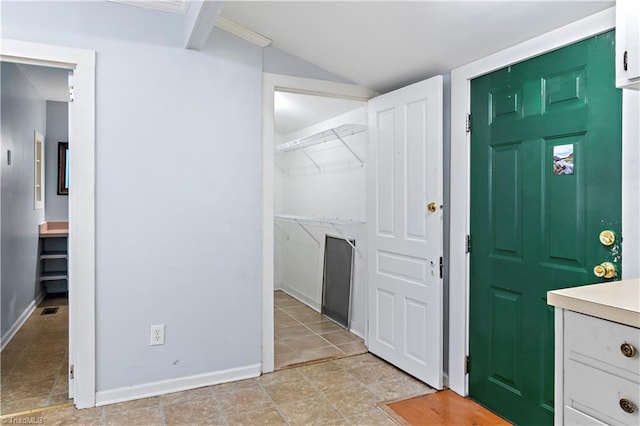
366,76,443,389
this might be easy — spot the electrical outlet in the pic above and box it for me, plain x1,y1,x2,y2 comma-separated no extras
150,324,165,346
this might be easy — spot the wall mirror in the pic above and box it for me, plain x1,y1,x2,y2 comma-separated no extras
57,142,69,195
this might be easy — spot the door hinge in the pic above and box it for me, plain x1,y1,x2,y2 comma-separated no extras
466,235,472,254
439,256,444,279
466,113,472,133
69,364,74,379
465,356,470,374
69,86,75,103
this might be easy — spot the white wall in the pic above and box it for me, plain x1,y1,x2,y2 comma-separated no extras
622,90,640,279
45,100,68,222
1,62,47,344
274,117,368,336
1,1,263,396
281,136,366,220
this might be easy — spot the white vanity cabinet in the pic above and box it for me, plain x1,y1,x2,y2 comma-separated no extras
616,0,640,90
549,279,640,425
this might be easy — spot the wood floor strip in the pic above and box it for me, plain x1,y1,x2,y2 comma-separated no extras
385,389,512,425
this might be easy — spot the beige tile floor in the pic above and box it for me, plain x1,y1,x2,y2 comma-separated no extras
1,291,435,424
0,294,71,415
0,353,436,425
274,291,367,370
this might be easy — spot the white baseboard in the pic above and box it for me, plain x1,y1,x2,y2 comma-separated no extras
349,320,365,340
1,291,46,351
95,363,261,407
280,286,321,312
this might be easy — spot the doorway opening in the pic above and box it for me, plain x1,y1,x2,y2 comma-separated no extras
1,39,96,410
272,90,368,369
0,61,72,415
261,74,375,373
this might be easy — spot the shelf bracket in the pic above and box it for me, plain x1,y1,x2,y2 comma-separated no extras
274,223,290,242
331,129,364,166
274,161,287,174
330,226,362,257
295,220,320,246
302,149,322,172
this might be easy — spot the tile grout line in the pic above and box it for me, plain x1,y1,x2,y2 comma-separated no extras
256,373,294,426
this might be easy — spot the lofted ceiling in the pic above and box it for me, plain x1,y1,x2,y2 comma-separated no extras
33,1,617,133
108,0,189,14
221,1,614,93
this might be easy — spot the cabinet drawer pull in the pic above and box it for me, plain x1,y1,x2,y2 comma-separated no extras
621,343,637,358
620,399,636,414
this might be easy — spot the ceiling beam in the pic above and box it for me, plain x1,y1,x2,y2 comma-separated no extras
184,1,224,50
215,17,272,48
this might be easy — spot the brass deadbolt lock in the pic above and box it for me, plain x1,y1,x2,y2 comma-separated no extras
599,230,616,246
593,261,617,279
427,202,437,213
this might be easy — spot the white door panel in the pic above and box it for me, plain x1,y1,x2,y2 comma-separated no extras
367,76,443,389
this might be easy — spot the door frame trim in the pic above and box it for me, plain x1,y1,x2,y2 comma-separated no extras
448,7,617,396
1,39,96,408
261,73,374,373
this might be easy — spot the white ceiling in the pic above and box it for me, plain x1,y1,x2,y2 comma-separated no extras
16,64,70,103
108,0,188,14
274,92,364,135
222,1,614,93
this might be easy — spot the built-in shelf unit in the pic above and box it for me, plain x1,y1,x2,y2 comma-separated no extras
275,107,366,173
38,222,68,293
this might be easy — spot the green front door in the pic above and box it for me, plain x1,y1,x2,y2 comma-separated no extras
469,31,622,425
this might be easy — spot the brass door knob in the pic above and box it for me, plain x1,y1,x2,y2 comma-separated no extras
427,202,437,213
599,230,616,246
593,262,617,279
621,343,637,358
620,398,636,414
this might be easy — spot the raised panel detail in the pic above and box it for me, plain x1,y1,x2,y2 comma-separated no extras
542,134,586,268
489,287,523,395
376,289,395,348
377,109,395,236
377,251,427,285
490,88,521,124
405,298,428,364
543,67,586,112
490,142,522,258
406,99,428,241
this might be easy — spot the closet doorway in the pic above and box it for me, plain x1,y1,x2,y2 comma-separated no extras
272,90,368,369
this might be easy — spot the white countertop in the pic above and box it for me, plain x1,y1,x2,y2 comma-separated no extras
548,279,640,328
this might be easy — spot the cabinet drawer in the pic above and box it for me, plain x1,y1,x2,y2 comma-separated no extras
564,406,608,426
565,360,640,426
565,311,640,380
